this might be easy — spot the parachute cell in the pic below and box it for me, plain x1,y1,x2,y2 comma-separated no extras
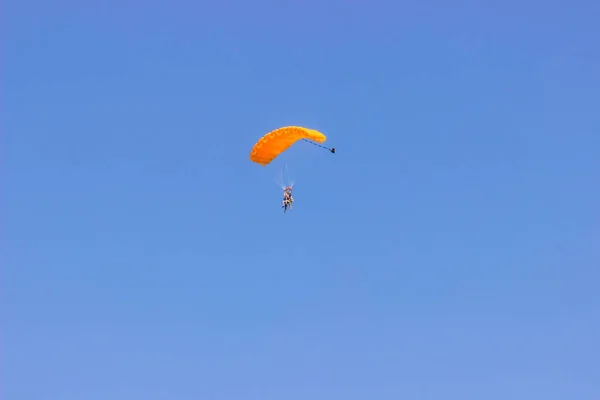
249,126,327,166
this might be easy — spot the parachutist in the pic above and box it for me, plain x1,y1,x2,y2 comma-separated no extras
330,148,335,153
282,187,294,212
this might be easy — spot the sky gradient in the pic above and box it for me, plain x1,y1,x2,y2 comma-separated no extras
4,1,600,399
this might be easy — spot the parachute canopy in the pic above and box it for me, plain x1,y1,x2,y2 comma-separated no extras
249,126,327,166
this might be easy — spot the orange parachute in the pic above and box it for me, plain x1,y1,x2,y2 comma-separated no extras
249,126,334,166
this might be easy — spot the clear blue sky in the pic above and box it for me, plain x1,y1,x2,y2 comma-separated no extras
4,1,599,399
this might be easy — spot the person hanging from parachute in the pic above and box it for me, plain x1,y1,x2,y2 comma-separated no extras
249,126,335,213
282,186,294,212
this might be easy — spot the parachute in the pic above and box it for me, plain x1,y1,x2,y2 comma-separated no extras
249,126,334,166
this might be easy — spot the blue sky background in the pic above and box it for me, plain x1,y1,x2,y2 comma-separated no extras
4,1,599,399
